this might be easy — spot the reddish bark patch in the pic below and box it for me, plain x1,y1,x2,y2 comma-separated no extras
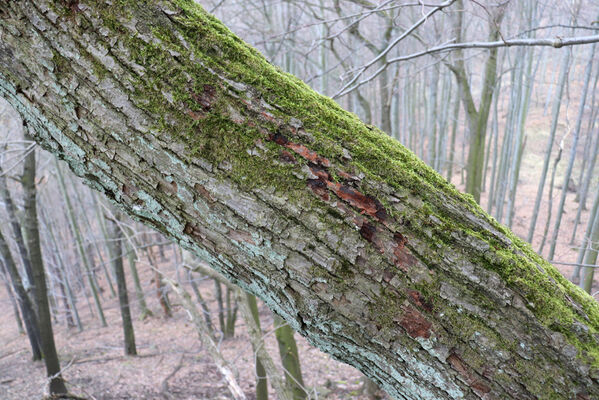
62,0,81,14
191,84,217,111
337,169,359,182
393,233,417,272
267,132,330,167
308,163,331,181
359,221,377,243
407,290,433,312
326,182,387,221
307,179,329,201
394,232,408,247
260,111,277,124
448,353,491,395
159,179,177,195
269,132,289,146
280,150,296,163
194,183,215,203
183,222,202,239
228,229,256,245
75,106,85,119
396,305,432,339
287,142,331,167
188,110,206,120
382,268,395,283
122,183,139,198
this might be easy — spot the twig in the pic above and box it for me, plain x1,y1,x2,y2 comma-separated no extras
160,355,185,393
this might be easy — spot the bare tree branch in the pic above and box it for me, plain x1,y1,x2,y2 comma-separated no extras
333,0,457,97
334,33,599,98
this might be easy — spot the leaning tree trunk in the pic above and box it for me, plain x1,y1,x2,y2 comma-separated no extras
0,2,598,399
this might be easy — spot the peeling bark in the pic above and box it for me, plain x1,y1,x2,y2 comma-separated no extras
0,1,598,399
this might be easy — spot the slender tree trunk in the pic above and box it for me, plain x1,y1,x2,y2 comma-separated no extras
107,216,137,355
527,45,573,243
21,131,68,395
450,2,505,203
187,269,212,332
246,294,268,400
0,261,25,334
446,87,460,183
548,42,596,260
571,123,599,244
71,183,116,298
572,185,599,283
581,209,599,294
125,238,152,319
40,207,82,331
0,164,35,292
539,147,562,255
214,280,225,334
486,77,501,215
225,287,238,338
274,314,306,400
55,159,107,326
0,228,41,360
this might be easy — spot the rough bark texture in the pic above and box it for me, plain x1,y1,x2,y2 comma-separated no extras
0,1,598,399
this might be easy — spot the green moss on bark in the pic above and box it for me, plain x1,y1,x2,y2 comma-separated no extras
79,0,599,369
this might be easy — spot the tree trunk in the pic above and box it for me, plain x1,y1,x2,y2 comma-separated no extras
0,261,25,334
107,216,137,355
547,42,597,261
581,208,599,294
21,130,68,395
573,185,599,283
1,2,599,398
0,228,42,360
40,206,83,331
55,159,107,326
125,238,153,320
273,314,306,400
0,164,35,293
244,293,269,400
187,269,212,331
527,42,573,244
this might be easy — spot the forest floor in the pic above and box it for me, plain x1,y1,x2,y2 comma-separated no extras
0,246,386,400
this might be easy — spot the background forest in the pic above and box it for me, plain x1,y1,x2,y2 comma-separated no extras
1,0,599,398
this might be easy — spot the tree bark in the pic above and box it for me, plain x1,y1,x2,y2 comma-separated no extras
0,260,25,334
0,228,42,360
22,130,68,395
55,158,107,326
1,1,598,399
273,314,306,399
243,293,268,400
107,216,137,355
